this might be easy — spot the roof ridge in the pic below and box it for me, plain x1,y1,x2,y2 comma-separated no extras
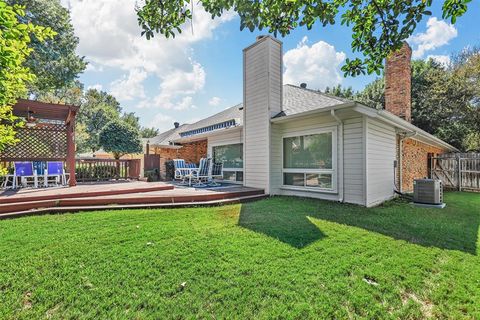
284,84,352,103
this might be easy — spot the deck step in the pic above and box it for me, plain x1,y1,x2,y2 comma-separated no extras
0,184,174,204
0,189,265,215
0,194,268,219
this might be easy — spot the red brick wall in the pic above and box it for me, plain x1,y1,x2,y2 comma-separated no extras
400,138,445,192
153,140,207,180
385,42,412,122
177,140,207,164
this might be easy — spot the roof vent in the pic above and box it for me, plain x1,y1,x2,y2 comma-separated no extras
174,122,180,128
300,83,307,89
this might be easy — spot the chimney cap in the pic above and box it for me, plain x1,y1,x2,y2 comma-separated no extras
174,122,180,128
300,83,307,89
256,35,268,41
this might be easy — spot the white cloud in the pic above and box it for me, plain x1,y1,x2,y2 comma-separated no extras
85,63,103,72
110,69,148,101
137,94,196,111
427,54,451,66
87,84,103,91
148,112,174,130
208,96,221,106
283,36,346,91
159,61,206,95
63,0,234,113
410,17,458,59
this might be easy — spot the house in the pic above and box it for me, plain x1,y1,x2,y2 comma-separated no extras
149,36,457,207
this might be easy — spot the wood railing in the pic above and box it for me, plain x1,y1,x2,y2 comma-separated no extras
75,159,141,182
1,159,141,186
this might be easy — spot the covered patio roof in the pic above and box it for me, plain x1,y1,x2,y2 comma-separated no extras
12,99,79,122
0,99,79,186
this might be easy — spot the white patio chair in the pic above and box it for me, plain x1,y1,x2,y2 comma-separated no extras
208,162,223,187
191,158,212,187
173,159,192,185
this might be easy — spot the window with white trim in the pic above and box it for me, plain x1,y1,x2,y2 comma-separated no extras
282,131,335,191
212,143,243,182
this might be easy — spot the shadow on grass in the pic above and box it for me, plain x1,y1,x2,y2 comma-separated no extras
238,193,479,254
238,201,326,249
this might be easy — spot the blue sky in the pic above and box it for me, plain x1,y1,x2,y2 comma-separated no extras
61,1,480,132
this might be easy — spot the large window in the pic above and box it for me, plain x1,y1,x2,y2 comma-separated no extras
213,143,243,182
283,131,335,191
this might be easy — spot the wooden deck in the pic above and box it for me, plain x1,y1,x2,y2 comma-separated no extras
0,181,265,218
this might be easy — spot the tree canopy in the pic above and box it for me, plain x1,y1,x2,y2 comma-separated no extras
99,120,143,159
136,0,472,76
140,127,160,139
324,50,480,151
0,2,54,173
6,0,86,93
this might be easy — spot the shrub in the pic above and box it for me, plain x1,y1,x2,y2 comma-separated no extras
145,169,160,182
165,160,175,181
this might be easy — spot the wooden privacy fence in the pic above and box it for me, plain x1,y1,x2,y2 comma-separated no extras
430,153,480,192
75,159,141,182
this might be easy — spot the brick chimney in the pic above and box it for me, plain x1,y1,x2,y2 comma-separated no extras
385,42,412,122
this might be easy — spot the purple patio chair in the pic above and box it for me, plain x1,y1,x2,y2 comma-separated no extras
13,162,37,189
45,161,66,186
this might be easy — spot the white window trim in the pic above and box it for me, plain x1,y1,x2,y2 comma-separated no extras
211,142,244,183
281,126,337,193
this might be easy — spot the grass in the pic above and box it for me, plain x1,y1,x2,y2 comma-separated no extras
0,192,479,319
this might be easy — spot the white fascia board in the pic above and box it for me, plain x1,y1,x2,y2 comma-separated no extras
148,144,182,149
352,105,458,152
270,102,356,124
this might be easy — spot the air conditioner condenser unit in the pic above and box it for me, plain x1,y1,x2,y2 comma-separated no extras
413,179,445,208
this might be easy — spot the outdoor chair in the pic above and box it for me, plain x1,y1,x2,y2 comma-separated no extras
11,162,38,189
44,161,67,187
208,162,223,187
191,158,212,187
173,159,197,185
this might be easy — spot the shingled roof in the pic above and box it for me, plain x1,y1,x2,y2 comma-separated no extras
279,84,349,117
150,84,351,145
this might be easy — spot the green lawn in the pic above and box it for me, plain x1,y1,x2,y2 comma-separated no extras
0,192,479,319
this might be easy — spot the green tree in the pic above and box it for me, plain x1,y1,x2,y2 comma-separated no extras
74,122,91,154
463,132,480,152
99,120,143,159
0,2,54,174
325,54,480,150
122,112,141,131
324,85,355,99
121,112,160,138
355,78,384,110
140,127,160,138
7,0,86,93
36,80,84,106
78,89,121,153
136,0,472,76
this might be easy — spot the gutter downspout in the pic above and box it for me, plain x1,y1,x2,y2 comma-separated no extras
398,131,418,193
331,110,344,202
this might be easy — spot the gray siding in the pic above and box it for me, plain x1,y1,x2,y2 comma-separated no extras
270,113,366,205
366,118,396,206
243,37,282,193
270,113,342,202
343,117,365,205
207,128,243,156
